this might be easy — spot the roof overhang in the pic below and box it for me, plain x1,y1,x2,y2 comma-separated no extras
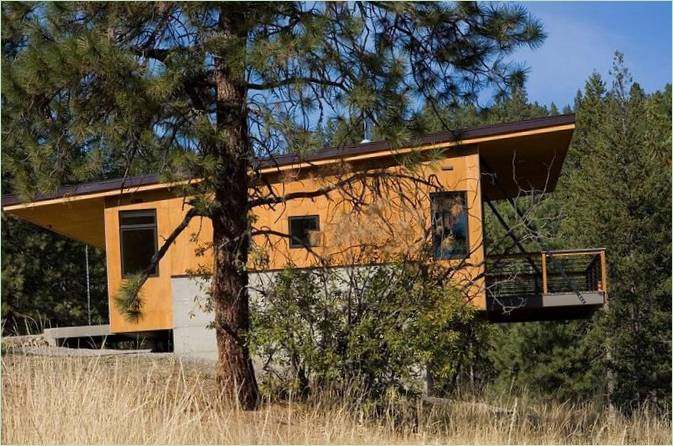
2,114,575,246
478,122,575,200
6,197,107,249
2,176,174,249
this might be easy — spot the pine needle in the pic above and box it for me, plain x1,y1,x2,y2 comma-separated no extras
114,274,144,323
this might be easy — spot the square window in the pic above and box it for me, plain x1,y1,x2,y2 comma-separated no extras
119,210,158,277
288,215,320,249
431,192,469,259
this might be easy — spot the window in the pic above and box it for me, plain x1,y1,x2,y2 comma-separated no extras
431,192,469,259
288,215,320,249
119,210,158,277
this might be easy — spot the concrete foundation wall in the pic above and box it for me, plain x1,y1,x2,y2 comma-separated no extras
170,267,378,360
171,272,278,361
171,277,216,360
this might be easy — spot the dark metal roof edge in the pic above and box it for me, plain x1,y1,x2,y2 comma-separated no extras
2,174,161,207
257,113,575,168
2,114,575,208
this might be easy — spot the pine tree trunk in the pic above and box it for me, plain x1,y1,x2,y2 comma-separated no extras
210,6,259,410
212,213,259,410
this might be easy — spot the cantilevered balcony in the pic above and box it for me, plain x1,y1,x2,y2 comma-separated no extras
485,248,607,322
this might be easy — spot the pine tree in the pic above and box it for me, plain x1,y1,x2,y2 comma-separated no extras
485,54,671,410
1,215,109,334
559,54,671,409
2,2,545,409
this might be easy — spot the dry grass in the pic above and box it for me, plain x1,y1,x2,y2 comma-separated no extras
2,352,670,444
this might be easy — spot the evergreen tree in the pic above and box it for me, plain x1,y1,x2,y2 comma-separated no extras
1,215,109,334
558,54,671,410
485,54,671,411
479,76,609,404
1,2,545,409
486,319,607,402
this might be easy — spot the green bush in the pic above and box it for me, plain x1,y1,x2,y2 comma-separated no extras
250,262,485,399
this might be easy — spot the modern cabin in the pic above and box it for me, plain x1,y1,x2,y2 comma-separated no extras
1,114,607,359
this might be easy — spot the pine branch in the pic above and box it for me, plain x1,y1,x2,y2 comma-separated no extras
247,76,348,92
130,46,171,62
114,274,145,323
248,174,361,208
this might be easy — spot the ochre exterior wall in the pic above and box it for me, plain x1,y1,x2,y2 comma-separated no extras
104,148,486,333
9,198,107,249
104,191,176,333
0,120,583,334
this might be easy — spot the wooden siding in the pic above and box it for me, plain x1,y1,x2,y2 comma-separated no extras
7,198,106,249
102,149,486,332
1,119,578,334
104,191,175,333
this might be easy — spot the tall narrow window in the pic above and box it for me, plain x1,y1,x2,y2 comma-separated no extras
431,192,469,259
288,215,320,248
119,210,158,277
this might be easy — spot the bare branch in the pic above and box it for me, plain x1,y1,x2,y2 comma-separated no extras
247,76,348,92
249,169,441,208
252,227,324,263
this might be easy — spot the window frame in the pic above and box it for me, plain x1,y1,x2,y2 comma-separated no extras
288,215,321,249
119,209,159,278
430,191,470,260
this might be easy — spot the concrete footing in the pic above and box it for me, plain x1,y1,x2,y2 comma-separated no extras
43,325,111,346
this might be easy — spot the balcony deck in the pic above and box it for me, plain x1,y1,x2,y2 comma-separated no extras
485,248,607,322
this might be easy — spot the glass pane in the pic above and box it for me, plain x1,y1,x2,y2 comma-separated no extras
120,212,156,227
121,227,157,275
432,192,468,259
289,216,319,248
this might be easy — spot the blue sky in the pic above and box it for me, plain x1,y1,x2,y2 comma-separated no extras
510,1,671,108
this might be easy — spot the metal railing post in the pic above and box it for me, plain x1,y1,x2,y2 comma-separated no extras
600,250,608,293
85,245,91,326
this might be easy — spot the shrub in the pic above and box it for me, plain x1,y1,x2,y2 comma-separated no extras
250,261,485,400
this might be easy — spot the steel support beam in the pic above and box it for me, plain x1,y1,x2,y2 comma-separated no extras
483,194,541,276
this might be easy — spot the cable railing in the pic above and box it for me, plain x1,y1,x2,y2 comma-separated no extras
486,248,607,301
